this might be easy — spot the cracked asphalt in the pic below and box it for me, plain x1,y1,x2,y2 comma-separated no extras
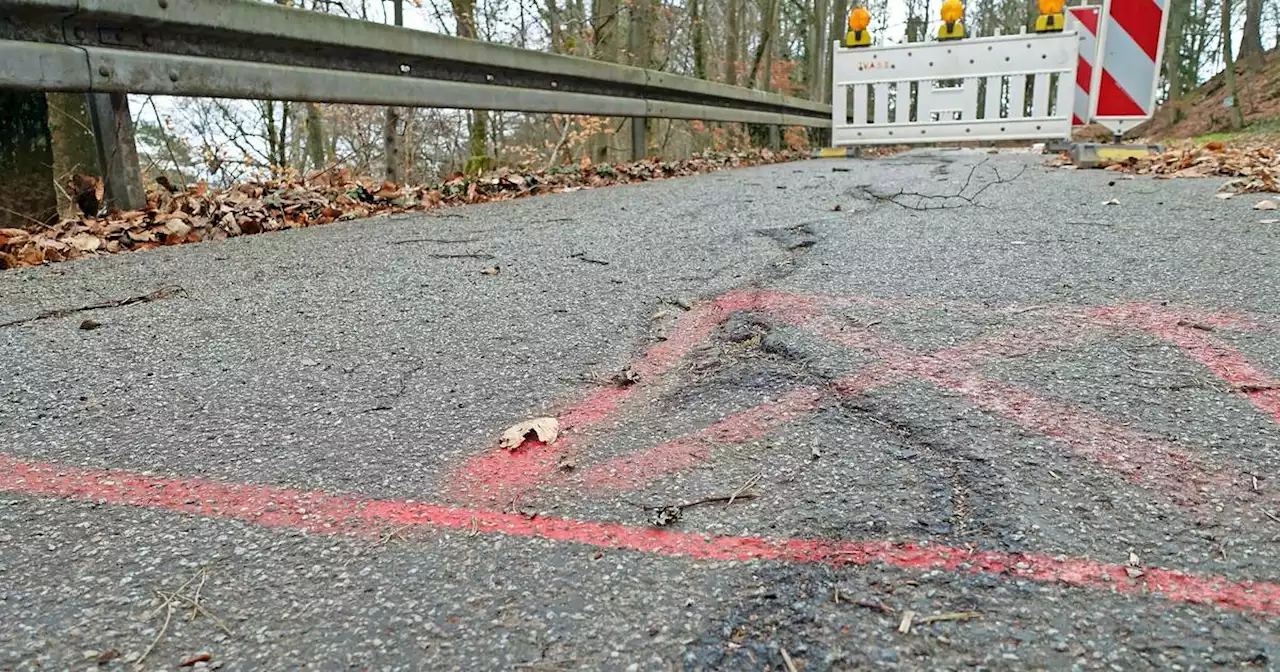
2,148,1279,670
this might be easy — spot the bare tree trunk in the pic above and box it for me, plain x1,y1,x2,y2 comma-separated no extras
1239,0,1264,66
304,104,327,171
452,0,490,172
45,93,99,218
590,0,620,162
825,0,848,101
1221,0,1245,129
725,0,743,85
691,0,708,78
384,0,404,182
1163,0,1188,125
805,0,829,100
626,0,655,156
760,0,778,90
747,0,776,88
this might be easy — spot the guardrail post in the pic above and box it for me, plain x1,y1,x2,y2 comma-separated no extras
87,92,145,211
630,117,648,161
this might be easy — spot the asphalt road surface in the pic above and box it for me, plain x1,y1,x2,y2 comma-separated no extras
2,149,1278,671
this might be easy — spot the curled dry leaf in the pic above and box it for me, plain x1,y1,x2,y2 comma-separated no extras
1255,199,1278,210
481,265,501,276
498,417,560,451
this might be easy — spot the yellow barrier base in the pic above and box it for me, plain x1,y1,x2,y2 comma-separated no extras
937,22,965,40
844,29,871,47
814,147,861,159
1034,13,1065,32
1070,143,1164,168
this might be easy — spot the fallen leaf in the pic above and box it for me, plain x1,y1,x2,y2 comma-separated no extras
1255,199,1278,210
1103,199,1120,206
1215,192,1235,199
164,218,192,238
68,233,101,252
79,319,101,331
498,417,560,451
481,265,501,276
1128,551,1141,566
179,652,213,667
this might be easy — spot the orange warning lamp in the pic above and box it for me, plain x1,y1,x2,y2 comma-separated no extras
844,6,872,47
1035,0,1065,32
938,0,965,40
940,0,963,23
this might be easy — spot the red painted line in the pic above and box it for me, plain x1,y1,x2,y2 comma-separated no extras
1108,0,1163,61
581,387,825,492
928,368,1236,511
1093,306,1280,424
1096,69,1146,117
446,300,731,505
1,454,1276,617
795,310,1273,517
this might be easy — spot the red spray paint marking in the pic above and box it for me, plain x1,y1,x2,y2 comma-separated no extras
581,387,825,492
447,300,732,504
1090,305,1280,424
799,312,1268,516
1,453,1277,617
448,292,1279,510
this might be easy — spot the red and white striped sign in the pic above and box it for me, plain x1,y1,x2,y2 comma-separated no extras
1089,0,1170,132
1066,5,1101,126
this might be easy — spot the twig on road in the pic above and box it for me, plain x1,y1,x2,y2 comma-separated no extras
429,252,496,260
392,237,480,245
569,252,610,265
917,611,983,625
859,159,1026,211
780,647,799,672
0,285,184,329
728,473,762,505
136,569,203,669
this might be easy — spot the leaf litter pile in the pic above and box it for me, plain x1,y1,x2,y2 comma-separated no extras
1055,139,1280,194
0,149,804,270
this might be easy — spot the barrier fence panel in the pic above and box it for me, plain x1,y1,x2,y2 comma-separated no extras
830,31,1079,145
1066,5,1102,126
1089,0,1170,133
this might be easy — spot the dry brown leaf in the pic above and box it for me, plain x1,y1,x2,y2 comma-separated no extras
498,417,560,451
164,218,192,238
67,233,101,252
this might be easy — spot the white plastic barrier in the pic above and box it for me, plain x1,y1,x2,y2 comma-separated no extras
830,31,1080,145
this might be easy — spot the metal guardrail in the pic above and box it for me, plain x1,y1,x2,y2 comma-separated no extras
0,0,831,127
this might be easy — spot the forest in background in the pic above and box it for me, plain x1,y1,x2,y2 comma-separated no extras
110,0,1274,190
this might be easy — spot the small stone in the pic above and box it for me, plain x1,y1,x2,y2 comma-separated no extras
79,319,101,331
